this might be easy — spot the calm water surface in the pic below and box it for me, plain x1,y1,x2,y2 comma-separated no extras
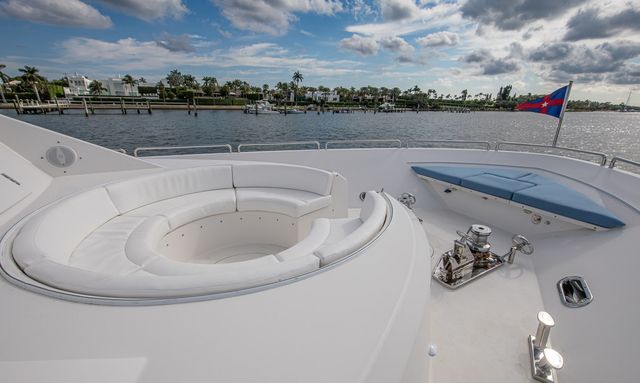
2,109,639,161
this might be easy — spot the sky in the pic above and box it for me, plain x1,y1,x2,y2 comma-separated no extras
0,0,639,103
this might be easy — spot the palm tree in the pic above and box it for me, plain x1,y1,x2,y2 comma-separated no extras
138,77,147,84
292,71,303,104
18,65,44,102
0,64,8,103
88,80,107,95
166,69,183,88
121,74,138,96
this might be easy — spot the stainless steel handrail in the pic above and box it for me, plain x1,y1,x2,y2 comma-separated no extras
237,141,321,152
325,139,403,149
609,156,640,170
496,142,607,166
407,140,492,150
114,148,127,154
133,144,233,157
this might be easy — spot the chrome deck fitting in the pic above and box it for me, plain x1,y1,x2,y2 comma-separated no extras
432,224,533,289
528,311,564,383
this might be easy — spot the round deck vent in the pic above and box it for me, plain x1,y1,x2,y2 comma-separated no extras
45,146,77,168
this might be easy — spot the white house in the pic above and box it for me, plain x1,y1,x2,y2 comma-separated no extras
304,90,340,103
100,77,139,97
63,73,139,97
63,73,91,96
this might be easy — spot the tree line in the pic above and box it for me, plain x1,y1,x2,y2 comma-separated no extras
0,64,632,111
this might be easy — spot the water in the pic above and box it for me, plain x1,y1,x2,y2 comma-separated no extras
2,109,639,162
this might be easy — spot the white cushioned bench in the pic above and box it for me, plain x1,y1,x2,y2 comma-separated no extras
10,163,388,299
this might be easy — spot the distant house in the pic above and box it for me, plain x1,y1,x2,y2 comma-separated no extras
305,90,339,103
63,73,139,97
63,73,91,96
100,77,139,97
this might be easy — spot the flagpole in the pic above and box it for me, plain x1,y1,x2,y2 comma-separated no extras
552,80,573,147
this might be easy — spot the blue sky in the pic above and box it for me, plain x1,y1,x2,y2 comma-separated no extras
0,0,638,103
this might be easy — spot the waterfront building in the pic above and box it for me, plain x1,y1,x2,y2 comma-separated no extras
63,73,92,97
100,77,139,97
304,90,340,102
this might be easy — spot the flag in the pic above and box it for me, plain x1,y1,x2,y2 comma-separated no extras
516,85,568,118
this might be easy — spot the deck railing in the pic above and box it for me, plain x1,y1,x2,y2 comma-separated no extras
407,140,492,150
324,139,403,149
608,156,640,171
126,139,640,174
133,144,233,157
237,141,321,152
495,142,608,166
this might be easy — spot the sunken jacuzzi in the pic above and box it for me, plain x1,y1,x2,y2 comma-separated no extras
2,163,394,299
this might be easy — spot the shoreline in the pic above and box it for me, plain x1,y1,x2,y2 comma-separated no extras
0,103,632,113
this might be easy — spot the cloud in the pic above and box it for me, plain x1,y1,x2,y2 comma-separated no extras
379,36,413,53
529,40,640,85
522,25,543,40
300,29,315,37
95,0,187,21
58,37,365,78
339,34,380,55
349,0,376,21
211,0,343,36
461,49,520,75
461,0,582,31
377,0,420,21
154,33,196,52
0,0,112,28
564,6,640,41
345,1,462,38
416,31,459,48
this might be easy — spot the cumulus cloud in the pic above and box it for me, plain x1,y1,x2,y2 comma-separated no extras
59,37,365,77
461,49,520,75
529,40,640,85
154,33,196,52
377,0,420,21
461,0,582,31
95,0,187,21
340,34,380,55
564,6,640,41
349,0,376,20
0,0,112,28
380,36,413,53
416,31,459,48
212,0,343,36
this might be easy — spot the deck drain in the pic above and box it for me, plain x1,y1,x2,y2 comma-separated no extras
557,276,593,308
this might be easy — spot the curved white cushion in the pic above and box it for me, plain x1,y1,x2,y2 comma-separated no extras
70,215,146,275
236,188,331,217
22,254,319,298
233,163,334,196
105,166,232,214
125,216,170,267
314,191,387,266
12,188,119,269
159,189,236,230
276,219,330,262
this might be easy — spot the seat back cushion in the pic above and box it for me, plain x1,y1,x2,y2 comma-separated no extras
12,188,119,268
315,191,387,265
105,166,233,214
233,163,334,196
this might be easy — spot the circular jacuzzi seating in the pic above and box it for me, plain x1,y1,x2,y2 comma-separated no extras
10,163,389,298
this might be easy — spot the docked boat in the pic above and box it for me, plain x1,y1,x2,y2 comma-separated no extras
1,114,639,383
378,102,395,112
244,100,279,114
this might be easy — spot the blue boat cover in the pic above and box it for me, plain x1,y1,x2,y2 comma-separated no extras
411,165,624,228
